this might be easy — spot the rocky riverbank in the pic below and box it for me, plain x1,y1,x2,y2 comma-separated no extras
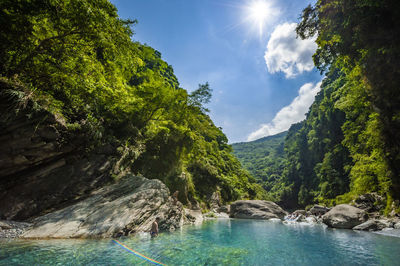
196,195,400,234
280,193,400,232
2,195,399,239
21,175,185,238
0,220,32,238
0,174,208,239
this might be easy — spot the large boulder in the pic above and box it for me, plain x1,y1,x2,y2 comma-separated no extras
353,219,392,231
322,204,367,229
22,175,184,238
230,200,287,220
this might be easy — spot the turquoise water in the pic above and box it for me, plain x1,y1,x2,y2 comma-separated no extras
1,219,400,265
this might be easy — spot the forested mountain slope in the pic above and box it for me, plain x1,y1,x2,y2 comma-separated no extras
232,132,287,200
0,0,265,219
290,0,400,214
236,0,400,215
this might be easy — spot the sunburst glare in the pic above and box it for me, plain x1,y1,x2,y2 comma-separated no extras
245,0,278,37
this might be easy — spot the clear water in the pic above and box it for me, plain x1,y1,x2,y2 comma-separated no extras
1,219,400,265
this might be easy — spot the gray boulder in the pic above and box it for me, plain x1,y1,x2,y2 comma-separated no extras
310,205,330,216
184,208,203,225
230,200,287,220
293,210,306,215
353,219,392,231
22,175,184,238
394,222,400,229
209,191,222,211
217,205,230,214
322,204,367,229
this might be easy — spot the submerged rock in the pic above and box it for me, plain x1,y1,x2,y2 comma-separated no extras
230,200,287,220
22,175,184,238
322,204,367,229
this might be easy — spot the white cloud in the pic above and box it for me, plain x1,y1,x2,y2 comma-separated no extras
264,22,317,78
247,81,322,141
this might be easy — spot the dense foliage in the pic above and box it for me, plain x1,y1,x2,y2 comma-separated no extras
236,0,400,213
278,71,353,209
295,0,400,213
0,0,265,208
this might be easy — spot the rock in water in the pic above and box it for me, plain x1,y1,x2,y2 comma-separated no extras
353,219,392,231
322,204,367,229
230,200,287,220
184,208,203,225
22,175,183,238
394,222,400,229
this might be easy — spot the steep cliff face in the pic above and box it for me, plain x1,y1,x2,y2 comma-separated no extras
0,81,117,220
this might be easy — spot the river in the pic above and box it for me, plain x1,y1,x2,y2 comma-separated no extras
1,219,400,265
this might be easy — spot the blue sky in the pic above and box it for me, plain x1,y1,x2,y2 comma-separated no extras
111,0,321,143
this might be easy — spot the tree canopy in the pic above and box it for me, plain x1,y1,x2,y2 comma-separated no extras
0,0,266,208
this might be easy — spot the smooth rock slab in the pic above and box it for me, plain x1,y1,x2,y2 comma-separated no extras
22,175,183,238
230,200,287,220
322,204,367,229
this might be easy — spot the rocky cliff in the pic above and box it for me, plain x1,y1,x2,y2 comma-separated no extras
0,83,119,220
0,80,184,233
22,175,183,238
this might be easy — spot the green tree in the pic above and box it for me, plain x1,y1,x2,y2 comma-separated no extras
297,0,400,206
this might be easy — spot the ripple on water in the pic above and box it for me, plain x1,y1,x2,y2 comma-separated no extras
1,219,400,265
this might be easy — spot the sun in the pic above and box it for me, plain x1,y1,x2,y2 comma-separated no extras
249,1,270,24
245,0,276,37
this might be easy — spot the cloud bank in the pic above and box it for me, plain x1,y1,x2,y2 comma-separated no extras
247,81,322,141
264,22,317,78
